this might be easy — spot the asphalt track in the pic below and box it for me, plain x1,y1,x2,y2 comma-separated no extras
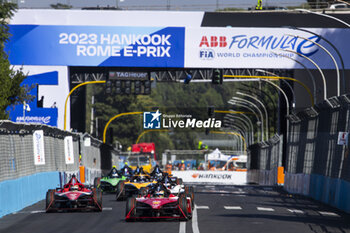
1,185,350,233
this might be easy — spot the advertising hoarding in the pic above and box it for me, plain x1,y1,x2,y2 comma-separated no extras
185,27,350,69
6,25,185,68
33,130,45,165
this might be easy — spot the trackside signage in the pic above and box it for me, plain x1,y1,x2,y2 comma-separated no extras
64,136,74,164
185,27,350,69
143,110,222,129
171,171,247,185
33,130,45,165
6,25,185,67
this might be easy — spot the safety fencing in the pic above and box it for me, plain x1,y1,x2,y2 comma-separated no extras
248,95,350,213
247,134,283,185
0,121,106,218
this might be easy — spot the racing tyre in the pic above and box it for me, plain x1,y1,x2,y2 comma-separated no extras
116,181,125,201
45,189,55,213
176,178,183,185
178,194,188,220
178,178,183,185
139,187,148,197
187,186,195,209
93,188,103,212
125,197,136,221
94,177,101,188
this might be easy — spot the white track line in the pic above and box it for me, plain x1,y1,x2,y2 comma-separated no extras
102,207,113,211
319,211,340,217
224,206,242,210
257,207,274,212
196,206,209,209
287,209,304,214
192,206,200,233
30,210,45,214
179,222,186,233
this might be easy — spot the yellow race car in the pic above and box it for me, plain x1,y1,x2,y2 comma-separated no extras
116,174,156,201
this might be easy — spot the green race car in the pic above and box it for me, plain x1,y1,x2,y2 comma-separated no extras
94,168,127,193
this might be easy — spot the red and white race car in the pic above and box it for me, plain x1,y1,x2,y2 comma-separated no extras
46,175,102,212
125,183,192,221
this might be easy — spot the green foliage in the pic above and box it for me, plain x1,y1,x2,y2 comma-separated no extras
91,80,278,153
0,1,32,119
50,3,72,9
217,7,245,11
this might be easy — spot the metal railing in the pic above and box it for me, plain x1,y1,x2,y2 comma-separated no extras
0,121,103,183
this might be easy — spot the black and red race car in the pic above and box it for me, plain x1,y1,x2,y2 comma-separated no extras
46,175,102,212
125,182,192,221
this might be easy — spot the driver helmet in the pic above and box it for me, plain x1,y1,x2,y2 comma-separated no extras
70,185,79,191
155,190,164,197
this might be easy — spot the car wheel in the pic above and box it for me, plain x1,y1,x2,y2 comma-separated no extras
125,197,136,221
139,187,148,197
92,188,102,211
178,178,183,185
116,181,125,201
94,177,101,188
45,189,55,213
178,194,188,219
188,186,195,209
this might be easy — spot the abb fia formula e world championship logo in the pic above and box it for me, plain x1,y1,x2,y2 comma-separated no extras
199,36,227,60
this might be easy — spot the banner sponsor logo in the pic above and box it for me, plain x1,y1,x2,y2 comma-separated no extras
172,171,247,185
337,132,348,146
33,130,45,165
16,116,51,124
199,48,215,60
186,28,350,69
6,25,185,67
64,136,74,164
198,34,320,57
192,173,232,179
60,33,172,58
143,110,162,129
143,110,222,129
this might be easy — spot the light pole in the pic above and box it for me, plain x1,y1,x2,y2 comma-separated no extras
286,34,340,97
271,51,317,104
136,129,169,144
264,80,290,147
282,49,327,101
225,114,254,145
64,81,106,130
229,97,265,141
224,74,314,107
228,102,262,142
255,69,296,110
286,26,345,94
218,125,248,152
239,83,278,133
237,92,269,140
228,110,255,144
211,131,247,152
103,112,143,143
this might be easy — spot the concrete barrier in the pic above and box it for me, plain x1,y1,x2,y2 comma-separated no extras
284,172,350,213
0,172,60,218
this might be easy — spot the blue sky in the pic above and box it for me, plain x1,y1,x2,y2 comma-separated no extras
16,0,307,11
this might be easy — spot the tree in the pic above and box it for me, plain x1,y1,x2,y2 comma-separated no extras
0,1,32,119
50,3,72,9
